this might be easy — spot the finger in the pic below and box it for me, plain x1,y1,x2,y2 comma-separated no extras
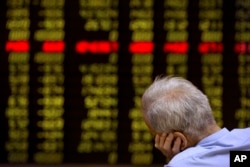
159,133,168,147
163,133,174,150
154,134,160,148
155,133,167,148
171,137,181,156
160,133,175,159
154,133,168,157
159,133,174,158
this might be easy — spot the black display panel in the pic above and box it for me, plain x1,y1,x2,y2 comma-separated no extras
0,0,249,165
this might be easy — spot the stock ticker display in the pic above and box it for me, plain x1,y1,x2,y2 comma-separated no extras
0,0,249,165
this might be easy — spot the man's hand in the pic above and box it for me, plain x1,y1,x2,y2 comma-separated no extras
154,133,182,160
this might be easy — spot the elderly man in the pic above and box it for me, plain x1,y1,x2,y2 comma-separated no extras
141,76,250,166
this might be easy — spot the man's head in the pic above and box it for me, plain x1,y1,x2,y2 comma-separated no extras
141,76,217,143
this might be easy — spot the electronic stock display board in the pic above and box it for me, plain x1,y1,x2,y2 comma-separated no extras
0,0,249,165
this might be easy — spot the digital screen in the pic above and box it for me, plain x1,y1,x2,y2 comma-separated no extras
0,0,249,165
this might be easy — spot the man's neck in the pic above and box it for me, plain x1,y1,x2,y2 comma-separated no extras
186,124,221,147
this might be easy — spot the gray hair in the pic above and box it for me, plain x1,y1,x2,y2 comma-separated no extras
141,76,216,138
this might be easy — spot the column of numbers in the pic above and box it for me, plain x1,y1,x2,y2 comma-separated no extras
199,0,223,126
234,0,250,127
129,0,154,165
33,0,65,163
5,0,30,163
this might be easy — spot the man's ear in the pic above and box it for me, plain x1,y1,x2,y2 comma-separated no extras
173,132,188,151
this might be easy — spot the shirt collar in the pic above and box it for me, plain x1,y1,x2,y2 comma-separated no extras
197,128,229,146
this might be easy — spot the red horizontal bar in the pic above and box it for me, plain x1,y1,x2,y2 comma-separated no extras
234,42,250,54
4,41,231,55
42,41,65,52
129,41,154,54
198,42,223,54
163,42,188,54
5,41,30,52
75,41,118,54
